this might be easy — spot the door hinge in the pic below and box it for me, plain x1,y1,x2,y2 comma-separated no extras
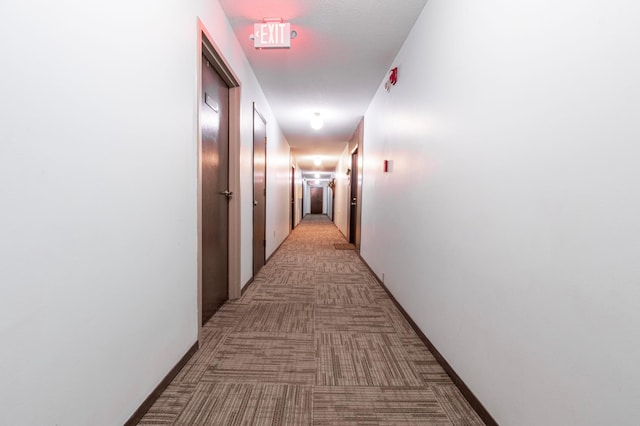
264,188,267,196
264,137,267,144
263,239,266,247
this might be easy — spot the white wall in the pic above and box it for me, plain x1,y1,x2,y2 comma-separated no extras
322,185,329,215
333,144,351,238
264,124,292,259
361,1,640,425
0,0,290,424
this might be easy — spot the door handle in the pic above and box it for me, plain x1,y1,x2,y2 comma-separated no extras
220,190,233,199
253,200,258,206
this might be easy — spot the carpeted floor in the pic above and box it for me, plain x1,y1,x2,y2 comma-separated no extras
139,214,484,425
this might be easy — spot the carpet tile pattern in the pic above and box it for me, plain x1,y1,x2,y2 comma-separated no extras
138,215,484,425
313,386,450,425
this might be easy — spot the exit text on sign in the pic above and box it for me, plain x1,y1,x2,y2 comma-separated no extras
254,22,291,49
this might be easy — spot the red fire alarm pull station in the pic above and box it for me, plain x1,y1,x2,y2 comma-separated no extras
383,160,389,173
385,67,398,93
390,67,398,85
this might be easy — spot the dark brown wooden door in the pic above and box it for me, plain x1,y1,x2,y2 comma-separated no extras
201,54,229,325
310,187,323,214
349,149,358,244
253,106,266,276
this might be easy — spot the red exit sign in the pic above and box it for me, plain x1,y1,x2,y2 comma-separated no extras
253,22,291,49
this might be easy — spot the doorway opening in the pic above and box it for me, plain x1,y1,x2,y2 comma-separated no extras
291,166,296,230
252,105,267,277
349,148,358,244
310,186,323,214
198,21,241,329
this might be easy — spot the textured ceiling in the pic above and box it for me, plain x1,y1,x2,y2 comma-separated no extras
218,0,428,172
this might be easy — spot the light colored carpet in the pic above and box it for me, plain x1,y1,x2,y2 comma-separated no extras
139,214,484,425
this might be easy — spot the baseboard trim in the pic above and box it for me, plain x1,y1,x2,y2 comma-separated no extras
241,277,255,296
357,254,498,426
266,235,288,264
124,341,199,426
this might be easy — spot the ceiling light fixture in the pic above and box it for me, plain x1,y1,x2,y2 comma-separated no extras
310,112,323,130
313,158,322,166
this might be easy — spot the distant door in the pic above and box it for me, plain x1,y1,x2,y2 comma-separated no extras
310,187,323,214
201,53,229,325
349,149,358,244
291,167,295,230
253,106,266,276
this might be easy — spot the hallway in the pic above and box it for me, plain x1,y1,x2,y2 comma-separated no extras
139,215,483,425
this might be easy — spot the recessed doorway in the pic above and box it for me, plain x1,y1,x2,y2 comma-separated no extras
252,105,267,276
198,21,242,329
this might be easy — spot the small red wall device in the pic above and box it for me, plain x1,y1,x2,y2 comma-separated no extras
389,68,398,86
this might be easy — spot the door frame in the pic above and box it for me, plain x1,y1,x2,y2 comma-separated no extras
290,165,295,231
347,118,364,250
252,104,267,276
310,186,324,214
349,147,358,244
197,20,242,334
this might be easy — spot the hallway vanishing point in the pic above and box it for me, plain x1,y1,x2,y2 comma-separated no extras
139,215,484,425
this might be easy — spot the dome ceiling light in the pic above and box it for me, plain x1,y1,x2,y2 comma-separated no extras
310,112,323,130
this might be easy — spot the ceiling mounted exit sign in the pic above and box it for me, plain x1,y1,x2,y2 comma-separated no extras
254,22,291,49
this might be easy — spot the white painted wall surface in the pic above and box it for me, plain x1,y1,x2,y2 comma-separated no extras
322,186,329,215
360,1,640,424
265,124,292,258
302,179,309,216
0,0,290,424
